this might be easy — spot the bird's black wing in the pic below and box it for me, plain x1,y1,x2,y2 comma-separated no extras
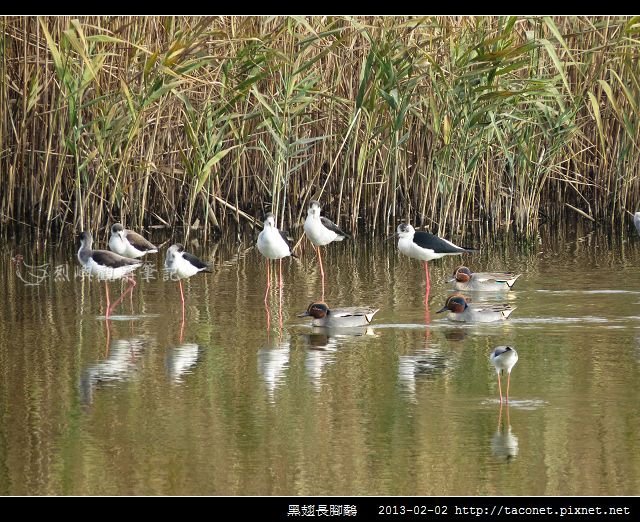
183,252,212,272
413,231,476,253
279,230,298,258
125,229,157,251
320,216,350,239
92,250,140,268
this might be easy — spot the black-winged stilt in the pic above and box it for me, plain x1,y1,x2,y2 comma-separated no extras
490,345,519,403
303,200,350,298
165,243,211,319
77,231,142,318
109,223,158,258
394,222,475,302
256,212,296,304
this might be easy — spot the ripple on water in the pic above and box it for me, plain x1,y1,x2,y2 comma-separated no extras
481,398,548,410
536,289,640,295
95,314,161,321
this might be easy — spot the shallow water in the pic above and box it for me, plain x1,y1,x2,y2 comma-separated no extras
1,226,640,495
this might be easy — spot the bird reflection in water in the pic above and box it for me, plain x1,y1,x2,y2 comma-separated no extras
443,327,467,342
398,348,453,402
301,326,376,391
257,336,291,402
491,402,519,462
80,337,146,406
167,343,200,384
303,329,339,392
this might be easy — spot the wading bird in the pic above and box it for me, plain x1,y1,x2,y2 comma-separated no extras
303,200,350,298
394,223,475,302
257,213,296,303
165,244,211,319
490,345,519,403
109,223,158,258
77,231,142,318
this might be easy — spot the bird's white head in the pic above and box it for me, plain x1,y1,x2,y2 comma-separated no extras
111,223,125,239
79,231,93,249
264,213,277,228
307,200,321,218
396,222,415,239
166,243,184,262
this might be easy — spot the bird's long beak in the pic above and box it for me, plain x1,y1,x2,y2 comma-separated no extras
385,232,397,242
436,305,448,314
297,311,310,317
446,277,455,283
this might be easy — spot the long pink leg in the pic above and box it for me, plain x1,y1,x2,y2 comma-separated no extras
104,318,112,356
109,277,136,315
317,246,325,300
424,261,431,303
497,372,504,404
129,278,135,313
264,260,271,333
424,262,431,324
179,279,185,321
105,281,111,319
279,259,284,330
424,307,431,326
264,260,270,304
265,301,271,334
506,371,511,403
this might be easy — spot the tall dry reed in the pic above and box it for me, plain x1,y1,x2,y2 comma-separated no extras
1,16,639,242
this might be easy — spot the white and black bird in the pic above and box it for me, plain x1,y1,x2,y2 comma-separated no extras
394,222,476,302
256,212,297,303
165,244,211,317
77,231,142,317
108,223,158,258
490,345,519,403
634,212,640,237
303,200,350,298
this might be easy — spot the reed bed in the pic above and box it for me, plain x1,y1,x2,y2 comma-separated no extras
1,16,640,242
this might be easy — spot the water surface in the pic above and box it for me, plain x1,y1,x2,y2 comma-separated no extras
1,226,640,495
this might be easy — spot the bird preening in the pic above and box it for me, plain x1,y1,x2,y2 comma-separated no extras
77,231,142,318
490,346,519,403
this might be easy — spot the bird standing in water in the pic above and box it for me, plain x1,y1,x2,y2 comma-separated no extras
303,200,350,299
77,231,142,318
394,222,476,303
490,345,519,403
257,213,296,304
165,244,211,320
